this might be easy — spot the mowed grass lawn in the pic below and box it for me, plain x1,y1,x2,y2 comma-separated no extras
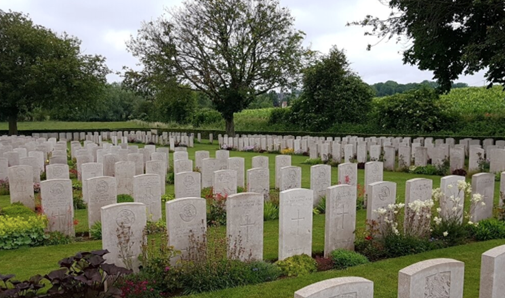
0,140,503,297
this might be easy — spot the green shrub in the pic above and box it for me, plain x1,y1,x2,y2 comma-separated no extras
192,108,222,127
382,234,438,258
0,179,9,195
118,194,134,203
315,196,326,214
470,218,505,241
73,195,87,210
166,172,175,184
72,181,82,190
44,231,72,246
145,219,166,234
268,108,292,125
302,158,323,165
374,87,453,133
275,254,317,277
264,201,279,221
0,215,48,249
0,203,36,219
330,249,369,270
90,221,102,240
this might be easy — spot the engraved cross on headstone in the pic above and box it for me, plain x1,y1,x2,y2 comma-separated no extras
336,202,350,229
239,214,255,242
291,209,305,236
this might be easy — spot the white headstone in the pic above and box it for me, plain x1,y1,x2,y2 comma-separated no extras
46,164,69,180
166,198,206,261
480,244,505,298
471,173,495,222
325,185,356,256
294,277,373,298
40,179,74,236
115,161,135,196
226,193,264,261
8,165,35,209
101,203,146,271
338,163,357,186
278,188,313,260
280,166,302,192
398,258,464,298
275,155,291,189
310,164,331,207
213,169,237,197
133,174,162,221
175,171,201,199
86,176,117,229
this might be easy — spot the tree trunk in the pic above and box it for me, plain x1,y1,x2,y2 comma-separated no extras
8,110,18,136
225,115,235,137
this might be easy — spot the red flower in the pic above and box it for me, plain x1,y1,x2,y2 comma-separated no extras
73,219,79,226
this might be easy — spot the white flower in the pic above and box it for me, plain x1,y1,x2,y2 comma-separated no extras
481,202,486,206
434,216,442,225
447,184,453,189
436,207,442,213
468,221,473,225
443,231,448,237
374,208,387,215
452,206,458,212
426,214,431,219
457,180,467,190
472,193,483,203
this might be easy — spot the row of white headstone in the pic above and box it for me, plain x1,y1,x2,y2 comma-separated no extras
294,244,505,298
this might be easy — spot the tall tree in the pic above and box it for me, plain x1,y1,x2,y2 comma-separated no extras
126,0,308,136
0,10,109,134
350,0,505,92
290,46,374,131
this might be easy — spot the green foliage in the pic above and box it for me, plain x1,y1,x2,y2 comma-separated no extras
119,271,166,298
0,10,109,134
352,1,505,91
301,158,323,165
330,249,369,270
73,195,86,210
315,197,326,214
0,215,48,250
192,108,223,127
408,159,450,176
0,179,9,195
205,190,227,226
469,218,505,241
145,219,166,235
291,47,374,131
138,233,181,294
126,0,308,135
43,231,72,246
117,194,134,203
431,218,470,247
275,254,317,277
0,203,35,219
263,201,279,221
267,108,292,126
374,88,453,133
90,221,102,240
72,181,82,190
381,234,439,258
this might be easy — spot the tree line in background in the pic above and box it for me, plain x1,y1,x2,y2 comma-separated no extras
2,0,504,136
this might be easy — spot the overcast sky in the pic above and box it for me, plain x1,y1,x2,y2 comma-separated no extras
1,0,487,86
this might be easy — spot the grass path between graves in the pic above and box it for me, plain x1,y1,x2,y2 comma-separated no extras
186,239,504,298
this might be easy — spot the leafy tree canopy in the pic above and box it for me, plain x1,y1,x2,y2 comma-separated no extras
350,0,505,92
126,0,309,135
0,10,110,134
290,46,374,131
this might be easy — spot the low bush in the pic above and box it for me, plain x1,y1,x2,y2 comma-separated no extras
469,218,505,241
73,195,86,210
0,215,48,250
90,221,102,240
330,249,369,270
263,201,279,221
275,254,317,277
315,197,326,214
43,231,72,246
192,108,222,127
0,203,36,219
